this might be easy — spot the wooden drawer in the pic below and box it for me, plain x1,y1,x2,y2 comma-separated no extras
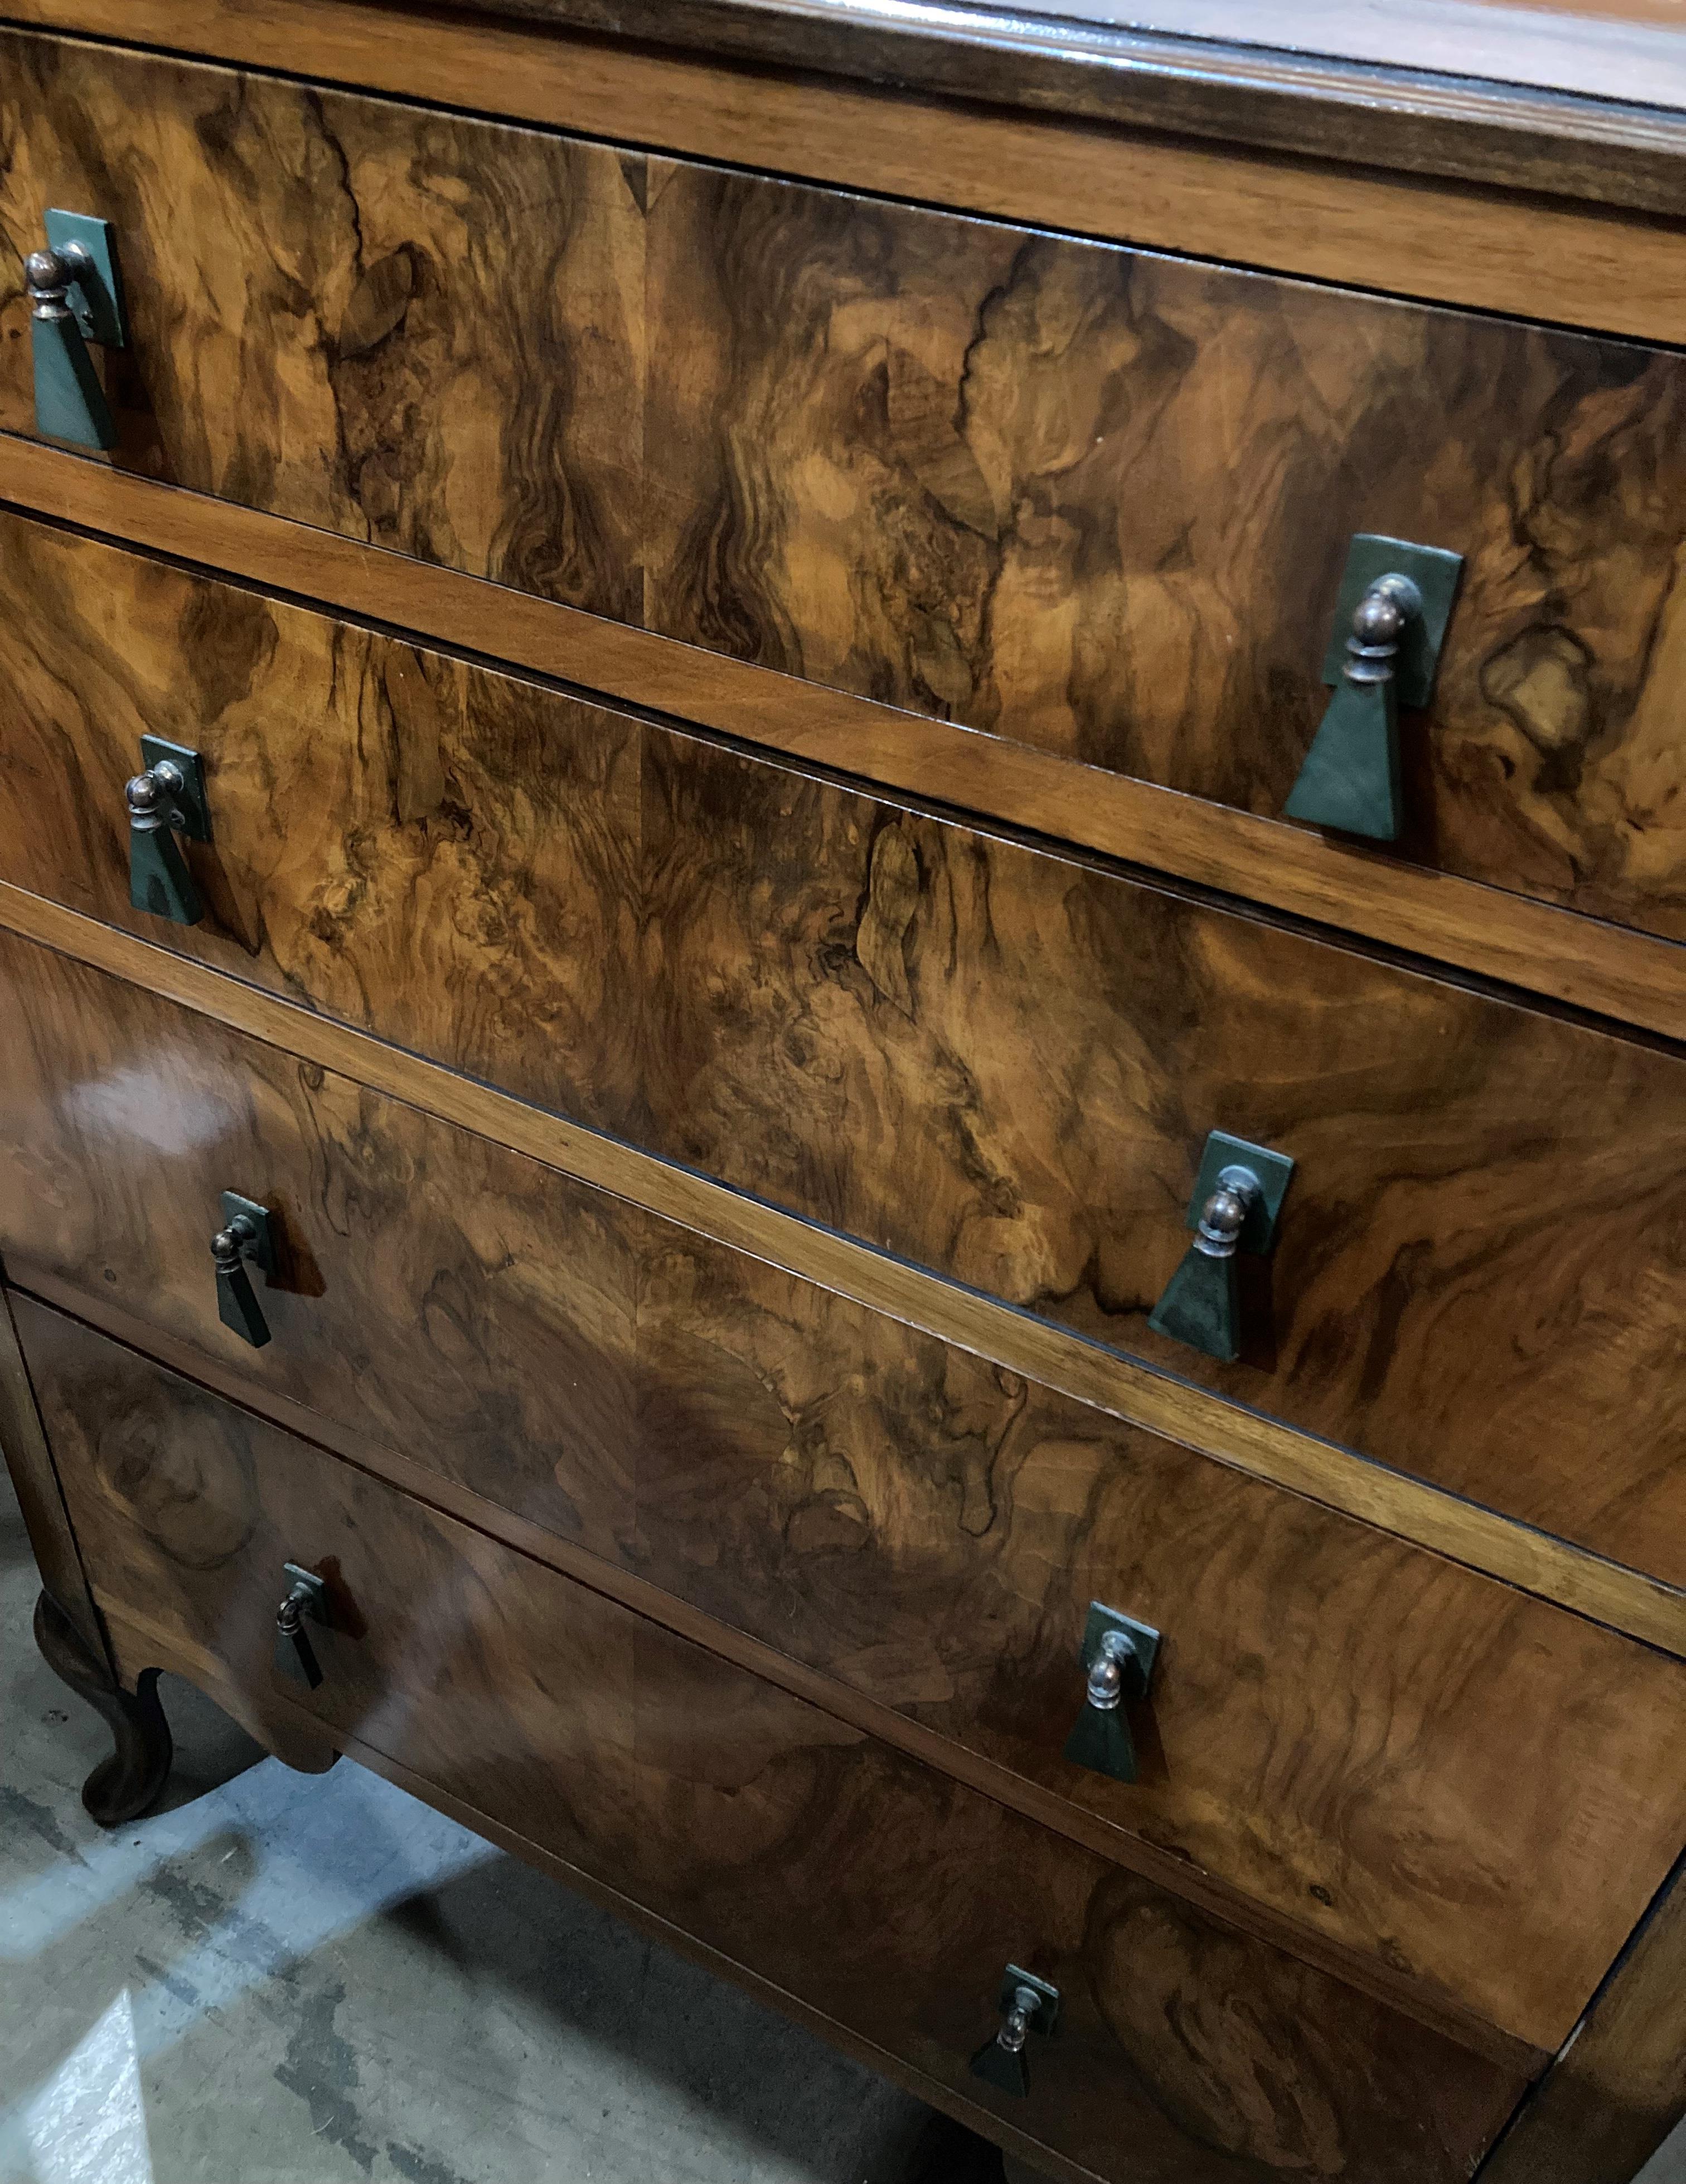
14,1293,1533,2182
4,929,1686,2054
4,28,1686,941
2,512,1684,1588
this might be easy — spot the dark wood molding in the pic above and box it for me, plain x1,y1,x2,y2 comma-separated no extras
7,4,1686,347
398,0,1686,217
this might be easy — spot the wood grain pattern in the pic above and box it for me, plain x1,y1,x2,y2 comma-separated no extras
640,733,1686,1591
0,509,643,1128
0,1278,105,1659
363,0,1686,215
4,926,1685,2051
8,441,1686,1046
0,931,639,1560
7,28,1686,946
20,1294,1530,2183
6,868,1684,1672
3,512,1685,1588
36,1258,1545,2074
10,0,1686,355
634,1225,1686,2052
0,26,645,615
1480,1853,1686,2184
645,159,1686,944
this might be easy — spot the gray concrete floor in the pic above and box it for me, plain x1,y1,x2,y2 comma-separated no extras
0,1470,984,2184
2,1461,1682,2184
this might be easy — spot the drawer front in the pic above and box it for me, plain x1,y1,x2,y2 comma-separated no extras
16,1293,1529,2181
0,31,643,620
5,32,1686,941
4,512,1683,1586
5,930,1686,2051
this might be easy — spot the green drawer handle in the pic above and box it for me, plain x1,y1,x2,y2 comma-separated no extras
1149,1129,1295,1365
125,736,210,926
1284,532,1464,843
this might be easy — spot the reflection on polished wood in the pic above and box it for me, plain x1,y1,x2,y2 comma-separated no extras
6,436,1685,1043
4,879,1682,1667
2,513,1684,1589
4,926,1685,2052
22,1295,1531,2184
6,28,1686,942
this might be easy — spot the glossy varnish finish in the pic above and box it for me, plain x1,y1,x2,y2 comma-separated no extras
3,513,1685,1589
17,1294,1532,2182
7,28,1686,940
0,26,645,616
643,159,1686,941
642,735,1686,1591
9,872,1678,1670
8,431,1686,1048
0,510,643,1130
5,927,1686,2050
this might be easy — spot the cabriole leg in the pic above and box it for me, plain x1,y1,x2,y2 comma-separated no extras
32,1589,172,1826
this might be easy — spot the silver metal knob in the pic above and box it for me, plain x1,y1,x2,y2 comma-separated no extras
1084,1629,1132,1712
1191,1165,1262,1261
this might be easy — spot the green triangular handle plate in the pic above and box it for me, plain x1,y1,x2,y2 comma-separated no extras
129,817,202,925
31,310,116,451
1283,675,1402,842
970,2036,1030,2099
1062,1699,1138,1784
1147,1243,1240,1363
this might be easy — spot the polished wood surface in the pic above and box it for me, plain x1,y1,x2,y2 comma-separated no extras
1481,1855,1686,2184
6,33,1686,944
634,1225,1686,2051
643,158,1686,944
6,880,1682,1666
8,442,1685,1044
0,1279,105,1659
0,509,644,1125
0,927,640,1561
20,1295,1530,2182
5,929,1683,2049
3,512,1685,1588
8,2,1686,353
0,27,645,617
36,1256,1544,2073
643,741,1686,1590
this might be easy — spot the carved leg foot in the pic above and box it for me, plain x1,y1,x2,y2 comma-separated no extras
33,1590,173,1826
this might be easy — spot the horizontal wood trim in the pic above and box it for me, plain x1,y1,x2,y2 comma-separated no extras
427,0,1686,216
4,879,1681,1666
49,1269,1543,2072
4,438,1683,1047
7,2,1686,347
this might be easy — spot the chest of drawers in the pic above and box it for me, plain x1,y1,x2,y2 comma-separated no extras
2,5,1684,2180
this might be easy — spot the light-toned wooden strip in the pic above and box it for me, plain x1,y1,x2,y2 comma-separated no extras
3,877,1680,1659
4,438,1683,1044
44,1264,1541,2069
9,1,1686,347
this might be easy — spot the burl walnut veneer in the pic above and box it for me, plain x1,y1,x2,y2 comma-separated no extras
2,6,1684,2182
